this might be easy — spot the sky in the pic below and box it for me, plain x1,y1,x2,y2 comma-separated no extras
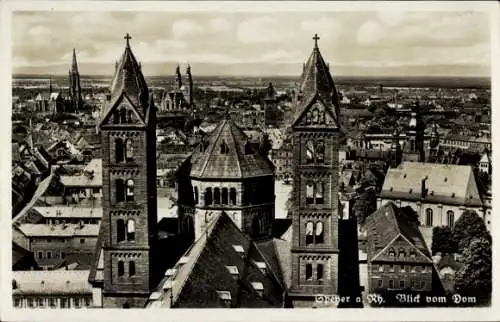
12,10,491,77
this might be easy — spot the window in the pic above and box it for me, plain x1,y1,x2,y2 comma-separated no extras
315,222,324,244
315,182,324,204
14,298,21,307
305,221,314,245
126,179,135,201
126,110,132,123
214,188,221,204
306,182,314,205
378,265,384,272
389,264,395,272
221,187,228,205
317,263,324,280
220,141,229,154
205,188,213,205
127,219,135,241
60,298,67,308
125,139,134,161
425,208,433,226
61,252,65,259
305,263,313,280
388,248,395,257
410,250,416,258
74,298,81,308
410,279,416,289
129,261,136,277
118,261,125,277
316,140,325,163
399,280,405,289
244,141,252,154
28,298,34,308
400,265,405,272
377,279,383,288
117,219,125,242
447,210,455,229
120,108,127,123
115,179,125,202
398,248,405,258
421,281,426,289
47,251,52,259
113,110,119,124
38,298,45,307
194,187,199,204
49,297,56,308
80,239,85,244
115,138,124,163
38,252,43,259
252,216,263,236
305,141,314,164
229,188,237,205
388,279,394,289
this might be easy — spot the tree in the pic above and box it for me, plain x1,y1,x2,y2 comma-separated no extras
454,237,491,302
431,226,456,255
353,190,377,225
452,210,489,253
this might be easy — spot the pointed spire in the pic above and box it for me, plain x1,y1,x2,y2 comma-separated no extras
71,48,78,73
175,65,182,90
49,77,53,93
186,64,191,75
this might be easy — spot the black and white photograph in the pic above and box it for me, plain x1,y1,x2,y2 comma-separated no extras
2,1,498,320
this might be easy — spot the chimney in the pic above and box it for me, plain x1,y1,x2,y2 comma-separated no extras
421,177,427,198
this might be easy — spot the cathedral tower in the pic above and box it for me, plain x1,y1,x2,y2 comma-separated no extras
289,34,342,306
405,101,425,162
389,127,402,168
68,48,83,111
97,34,158,308
186,64,194,106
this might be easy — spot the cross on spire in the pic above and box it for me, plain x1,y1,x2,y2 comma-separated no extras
313,33,320,48
124,33,132,47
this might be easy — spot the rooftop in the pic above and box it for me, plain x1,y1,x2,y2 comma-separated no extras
33,206,102,219
16,223,100,237
12,270,92,295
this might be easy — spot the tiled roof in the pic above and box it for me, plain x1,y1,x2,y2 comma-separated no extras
380,162,482,206
189,119,274,179
59,160,102,187
32,206,102,219
146,212,285,308
12,270,92,295
12,242,34,267
365,202,432,262
16,223,100,237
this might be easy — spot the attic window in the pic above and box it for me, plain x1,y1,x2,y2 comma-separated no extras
179,256,190,264
251,282,264,296
430,191,434,196
216,291,232,308
403,174,407,178
226,266,239,279
255,261,267,274
232,245,245,255
245,141,253,155
165,268,177,277
163,280,175,290
451,192,455,198
149,292,162,301
409,188,413,193
390,187,393,192
444,177,448,182
220,141,229,154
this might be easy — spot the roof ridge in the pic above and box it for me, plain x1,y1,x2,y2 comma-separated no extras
229,120,244,178
198,120,225,177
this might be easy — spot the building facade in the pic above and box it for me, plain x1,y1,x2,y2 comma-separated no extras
94,34,159,308
289,34,342,306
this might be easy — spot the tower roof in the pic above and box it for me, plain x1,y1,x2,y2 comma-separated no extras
99,34,153,127
71,48,79,73
189,119,274,179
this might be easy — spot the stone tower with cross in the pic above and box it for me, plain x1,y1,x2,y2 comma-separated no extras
288,34,342,307
96,33,159,308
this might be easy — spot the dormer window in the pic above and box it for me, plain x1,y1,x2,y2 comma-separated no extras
120,108,127,123
220,141,229,154
255,261,266,275
251,282,264,297
216,291,232,308
226,266,239,279
244,141,253,154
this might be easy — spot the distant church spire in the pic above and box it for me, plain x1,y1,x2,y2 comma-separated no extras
176,65,182,90
49,76,53,93
69,48,82,111
186,64,193,106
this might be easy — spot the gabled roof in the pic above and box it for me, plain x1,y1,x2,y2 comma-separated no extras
365,202,432,262
146,212,285,308
13,270,91,295
294,34,340,126
99,34,152,127
380,162,482,207
189,118,274,179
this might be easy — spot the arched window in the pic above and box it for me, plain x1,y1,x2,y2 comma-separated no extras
220,141,228,154
125,139,134,161
305,141,314,164
316,141,325,163
115,179,125,202
229,188,237,205
117,261,124,277
214,188,221,204
317,263,324,280
116,219,125,242
305,221,314,245
115,138,124,163
113,110,120,124
126,110,133,123
306,182,314,205
388,248,395,257
120,108,127,123
252,216,262,236
221,187,228,205
194,187,199,204
244,141,253,155
305,263,312,280
126,179,134,201
205,188,213,206
129,261,136,277
425,208,433,226
312,109,319,124
447,210,455,229
315,182,324,204
398,248,405,258
410,250,416,258
126,219,135,241
315,222,324,244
